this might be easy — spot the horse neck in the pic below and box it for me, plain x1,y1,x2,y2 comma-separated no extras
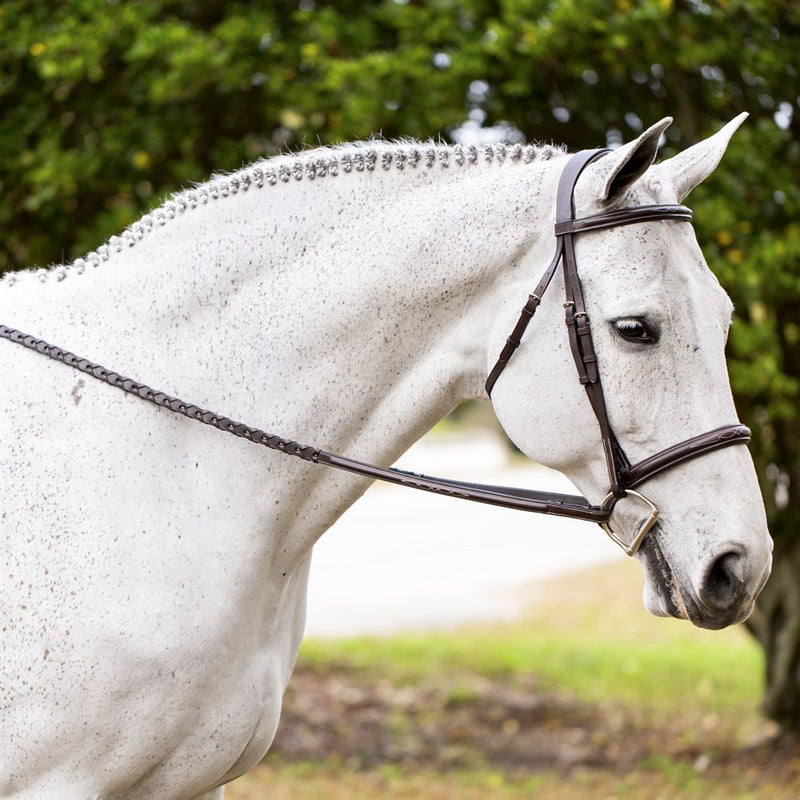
3,144,560,466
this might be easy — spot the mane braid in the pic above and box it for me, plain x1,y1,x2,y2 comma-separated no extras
2,140,563,287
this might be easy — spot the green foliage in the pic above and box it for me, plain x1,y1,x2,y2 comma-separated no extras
4,1,794,265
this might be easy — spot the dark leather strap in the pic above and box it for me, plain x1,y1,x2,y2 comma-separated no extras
0,325,325,463
622,424,751,489
484,249,562,396
555,204,693,236
484,150,606,397
0,322,611,523
319,451,609,521
558,152,632,496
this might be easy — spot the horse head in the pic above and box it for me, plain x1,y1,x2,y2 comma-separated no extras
490,116,772,629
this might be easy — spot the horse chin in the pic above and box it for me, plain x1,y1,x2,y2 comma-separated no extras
638,535,686,620
637,533,759,631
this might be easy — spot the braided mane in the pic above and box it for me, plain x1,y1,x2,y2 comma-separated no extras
3,139,563,286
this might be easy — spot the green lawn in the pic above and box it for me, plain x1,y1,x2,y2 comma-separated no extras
297,559,764,725
227,560,797,799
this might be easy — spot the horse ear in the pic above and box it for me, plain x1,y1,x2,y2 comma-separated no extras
590,117,673,203
651,113,748,202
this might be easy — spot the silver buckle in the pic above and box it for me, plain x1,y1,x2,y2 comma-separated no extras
600,490,660,557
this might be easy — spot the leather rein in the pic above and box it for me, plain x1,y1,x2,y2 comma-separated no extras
0,149,750,556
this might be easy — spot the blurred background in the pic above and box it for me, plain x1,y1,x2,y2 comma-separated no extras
2,0,799,789
306,410,625,638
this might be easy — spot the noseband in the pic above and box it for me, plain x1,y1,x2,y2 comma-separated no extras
0,150,750,556
485,149,750,554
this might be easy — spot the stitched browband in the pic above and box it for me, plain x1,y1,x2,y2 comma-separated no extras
554,204,693,236
0,149,753,548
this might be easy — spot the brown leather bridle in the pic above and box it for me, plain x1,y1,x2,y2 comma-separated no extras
485,148,750,553
0,149,750,556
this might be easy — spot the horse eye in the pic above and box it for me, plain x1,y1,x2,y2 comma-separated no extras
613,318,657,344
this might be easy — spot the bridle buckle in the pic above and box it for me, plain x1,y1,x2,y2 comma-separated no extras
600,490,660,556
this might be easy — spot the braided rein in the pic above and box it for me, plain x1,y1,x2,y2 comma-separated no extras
0,324,323,464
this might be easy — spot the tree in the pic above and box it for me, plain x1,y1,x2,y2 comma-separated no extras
2,0,799,734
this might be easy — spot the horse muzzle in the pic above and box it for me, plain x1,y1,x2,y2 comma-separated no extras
638,532,772,630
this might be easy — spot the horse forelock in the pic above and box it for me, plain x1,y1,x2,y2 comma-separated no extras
1,139,565,288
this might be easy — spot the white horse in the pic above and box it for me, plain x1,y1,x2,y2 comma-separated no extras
0,116,772,798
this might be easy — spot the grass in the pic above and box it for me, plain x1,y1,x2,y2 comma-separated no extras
226,560,794,799
297,560,763,725
230,762,784,800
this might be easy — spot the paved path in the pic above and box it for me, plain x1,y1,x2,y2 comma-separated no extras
305,432,623,637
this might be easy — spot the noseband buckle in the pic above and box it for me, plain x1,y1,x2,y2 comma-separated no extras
601,490,660,556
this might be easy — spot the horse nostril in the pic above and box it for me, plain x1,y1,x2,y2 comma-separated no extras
700,550,747,611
